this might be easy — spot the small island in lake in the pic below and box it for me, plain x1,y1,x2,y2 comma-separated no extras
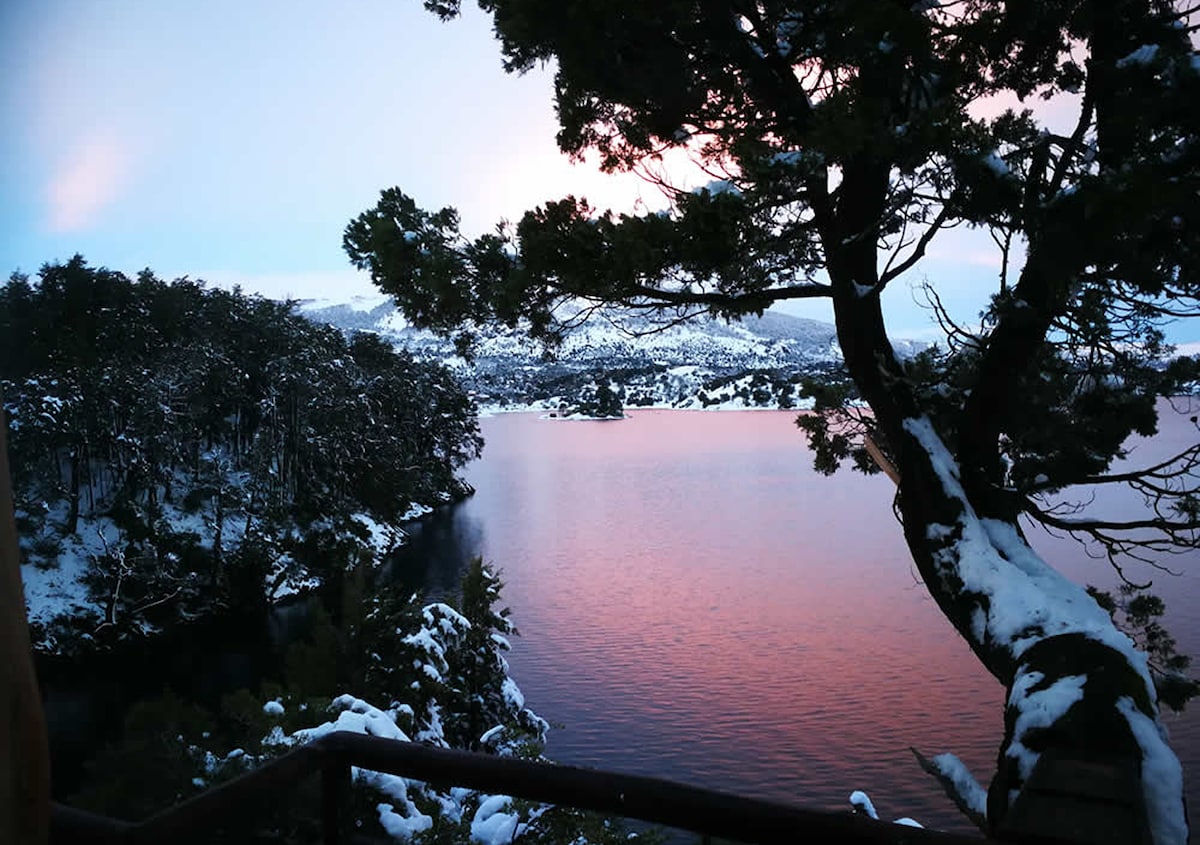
544,379,626,420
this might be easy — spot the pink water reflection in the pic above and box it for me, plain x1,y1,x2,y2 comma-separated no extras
453,409,1197,831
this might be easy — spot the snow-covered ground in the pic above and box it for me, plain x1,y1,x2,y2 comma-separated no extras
298,299,884,413
19,471,431,650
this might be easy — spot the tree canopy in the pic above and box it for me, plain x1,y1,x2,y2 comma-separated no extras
3,257,483,646
348,2,1200,555
347,1,1200,841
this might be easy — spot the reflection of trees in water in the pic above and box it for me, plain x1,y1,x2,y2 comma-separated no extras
386,504,485,602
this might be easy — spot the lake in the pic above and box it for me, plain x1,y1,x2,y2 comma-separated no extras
402,407,1200,834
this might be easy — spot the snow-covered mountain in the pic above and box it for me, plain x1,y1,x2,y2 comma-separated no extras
297,296,924,411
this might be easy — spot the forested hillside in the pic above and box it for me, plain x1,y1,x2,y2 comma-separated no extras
2,256,482,651
298,296,899,411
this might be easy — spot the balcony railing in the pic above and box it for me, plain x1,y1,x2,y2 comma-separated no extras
50,730,999,844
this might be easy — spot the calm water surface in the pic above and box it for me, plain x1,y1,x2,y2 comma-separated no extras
410,409,1200,833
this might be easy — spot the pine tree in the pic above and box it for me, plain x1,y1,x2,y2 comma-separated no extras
347,2,1200,840
445,558,531,751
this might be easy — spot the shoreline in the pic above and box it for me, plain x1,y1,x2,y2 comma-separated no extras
477,401,817,418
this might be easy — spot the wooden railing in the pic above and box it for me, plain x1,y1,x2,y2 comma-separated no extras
50,730,995,844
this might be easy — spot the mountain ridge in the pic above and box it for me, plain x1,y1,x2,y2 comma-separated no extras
296,298,925,411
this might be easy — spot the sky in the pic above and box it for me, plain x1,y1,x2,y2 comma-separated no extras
1,1,1186,343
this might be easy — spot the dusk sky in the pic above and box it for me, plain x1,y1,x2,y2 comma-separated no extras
2,1,1178,343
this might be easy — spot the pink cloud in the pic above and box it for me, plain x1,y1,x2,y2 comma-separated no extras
46,131,130,232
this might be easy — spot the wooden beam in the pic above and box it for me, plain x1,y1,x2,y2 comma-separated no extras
864,433,901,486
1,398,51,844
125,730,994,845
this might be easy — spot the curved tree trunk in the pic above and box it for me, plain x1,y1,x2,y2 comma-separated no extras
827,232,1187,843
893,419,1183,843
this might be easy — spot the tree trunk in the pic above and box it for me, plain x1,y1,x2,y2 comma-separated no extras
1,401,50,845
212,483,224,590
827,225,1186,842
66,447,80,536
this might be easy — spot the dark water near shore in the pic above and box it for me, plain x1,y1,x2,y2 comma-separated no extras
402,407,1200,834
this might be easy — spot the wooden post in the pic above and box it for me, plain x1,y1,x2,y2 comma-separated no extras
321,760,351,845
863,433,901,486
1,400,51,844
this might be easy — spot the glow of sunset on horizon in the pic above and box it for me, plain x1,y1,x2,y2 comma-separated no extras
0,0,1173,341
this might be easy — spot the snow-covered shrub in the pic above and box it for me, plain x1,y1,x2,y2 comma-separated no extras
351,559,547,754
263,561,556,841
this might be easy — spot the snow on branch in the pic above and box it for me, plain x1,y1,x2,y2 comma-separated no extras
848,790,924,829
904,416,1151,675
899,415,1188,842
910,748,988,833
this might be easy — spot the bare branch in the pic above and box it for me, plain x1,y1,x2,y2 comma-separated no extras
1034,512,1200,533
879,205,954,289
1023,502,1197,581
1072,442,1200,488
622,281,833,309
1046,86,1096,198
915,281,983,352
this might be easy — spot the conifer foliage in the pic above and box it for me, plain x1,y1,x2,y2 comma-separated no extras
67,562,560,843
2,256,483,647
349,1,1200,840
